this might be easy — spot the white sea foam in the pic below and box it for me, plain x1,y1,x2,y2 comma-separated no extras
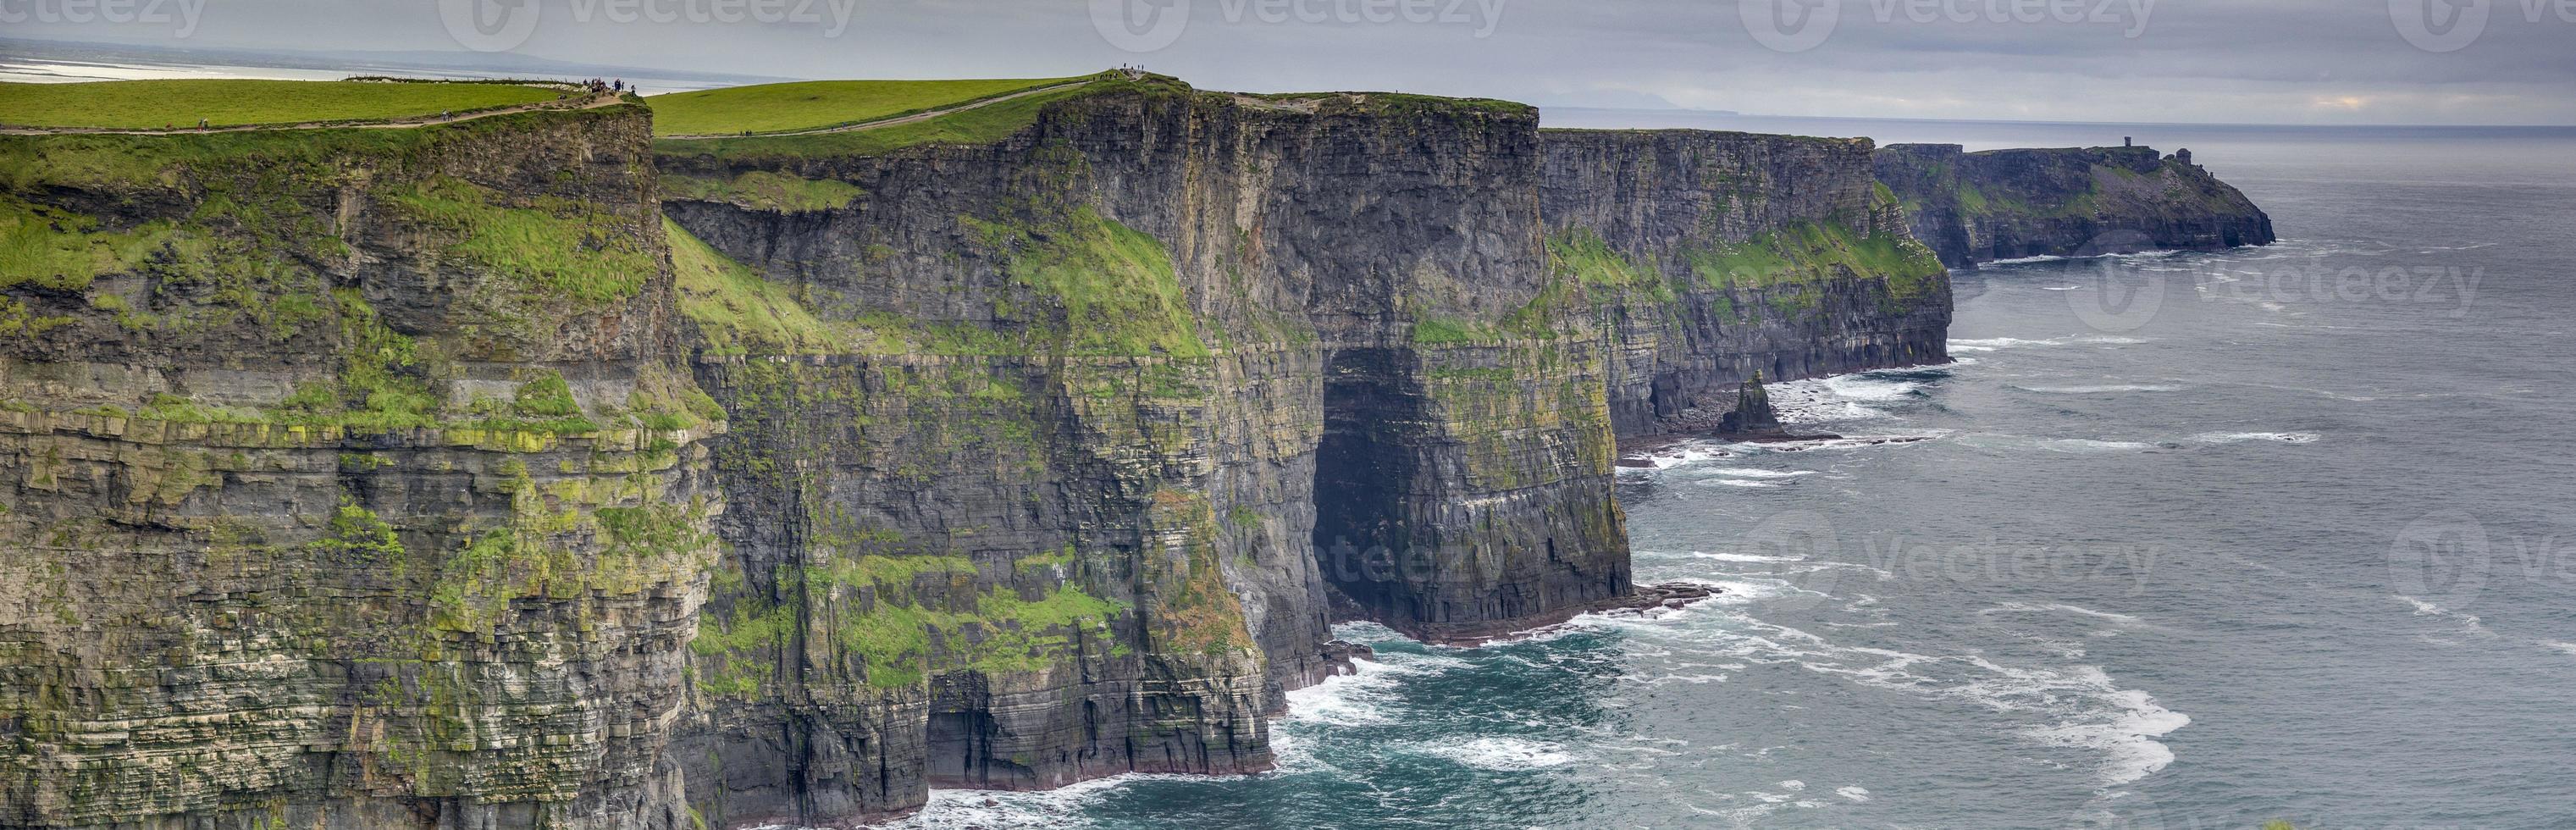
882,773,1182,829
1709,479,1780,489
1982,253,2072,266
1978,601,2146,626
1707,468,1819,479
2025,686,2191,786
1646,604,2187,790
1824,374,1924,401
2191,431,2322,445
1949,334,2151,353
1835,786,1871,802
1949,336,2059,350
1416,736,1575,770
2543,641,2576,656
1616,443,1738,474
1766,379,1897,423
1688,551,1897,581
2393,595,2496,638
2041,438,2160,452
1279,657,1403,727
2012,384,2183,394
1693,551,1810,564
2039,285,2087,291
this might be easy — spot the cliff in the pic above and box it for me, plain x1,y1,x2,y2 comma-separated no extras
652,79,1628,823
1873,143,2275,268
0,101,721,827
1542,130,1952,435
0,75,1954,829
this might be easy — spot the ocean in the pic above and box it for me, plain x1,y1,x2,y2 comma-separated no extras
890,117,2576,827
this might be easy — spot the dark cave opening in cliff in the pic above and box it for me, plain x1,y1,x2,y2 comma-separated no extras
925,709,998,786
1309,347,1420,622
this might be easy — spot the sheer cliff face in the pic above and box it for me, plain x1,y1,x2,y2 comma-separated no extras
1873,143,2277,268
1542,130,1954,435
0,105,721,828
653,85,1629,825
0,79,1959,830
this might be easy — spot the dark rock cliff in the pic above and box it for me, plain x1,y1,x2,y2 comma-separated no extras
652,81,1629,824
0,102,721,828
1873,142,2275,268
1542,130,1954,436
0,77,1957,829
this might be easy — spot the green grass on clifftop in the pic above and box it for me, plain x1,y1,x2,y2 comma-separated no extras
653,80,1103,161
0,80,561,129
645,76,1081,136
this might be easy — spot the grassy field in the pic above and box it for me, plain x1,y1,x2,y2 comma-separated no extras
646,76,1082,136
0,80,563,129
653,82,1101,161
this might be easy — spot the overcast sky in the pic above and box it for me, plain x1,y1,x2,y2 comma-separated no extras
8,0,2574,124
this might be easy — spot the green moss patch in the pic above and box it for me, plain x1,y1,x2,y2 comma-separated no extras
666,216,847,356
1685,220,1947,301
0,200,175,291
386,175,657,304
1546,228,1675,305
962,206,1212,357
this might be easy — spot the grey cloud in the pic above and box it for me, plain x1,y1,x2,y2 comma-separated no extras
4,0,2568,123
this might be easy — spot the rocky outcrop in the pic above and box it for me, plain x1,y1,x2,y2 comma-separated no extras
0,75,1956,830
1717,372,1786,436
1873,142,2275,268
1541,130,1954,437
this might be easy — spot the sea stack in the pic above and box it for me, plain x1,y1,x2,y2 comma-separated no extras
1719,371,1787,436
